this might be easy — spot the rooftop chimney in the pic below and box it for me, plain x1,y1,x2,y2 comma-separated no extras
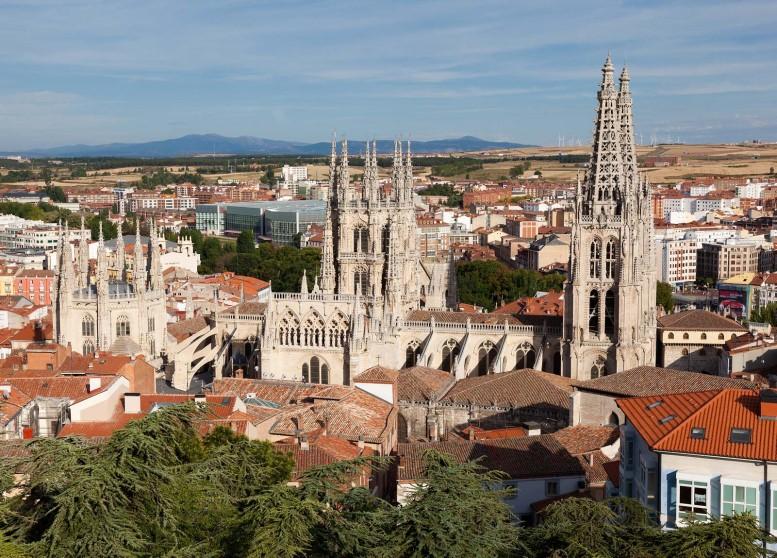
0,384,10,397
357,434,365,449
759,388,777,420
524,422,542,436
299,435,309,451
87,377,101,392
124,392,141,414
194,393,206,405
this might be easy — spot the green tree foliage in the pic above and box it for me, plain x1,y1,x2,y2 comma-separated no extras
750,302,777,325
656,281,675,313
237,230,257,253
456,261,565,310
137,170,203,190
416,184,463,207
41,185,67,203
227,242,321,292
89,215,118,241
427,157,483,177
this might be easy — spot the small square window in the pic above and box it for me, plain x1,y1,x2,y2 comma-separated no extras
690,427,705,440
730,428,752,444
545,480,559,497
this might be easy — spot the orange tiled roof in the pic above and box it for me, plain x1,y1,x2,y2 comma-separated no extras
353,366,399,384
618,389,777,461
657,310,748,332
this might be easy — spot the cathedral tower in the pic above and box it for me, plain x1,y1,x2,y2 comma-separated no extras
561,56,656,379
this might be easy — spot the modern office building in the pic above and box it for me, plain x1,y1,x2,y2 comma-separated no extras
196,200,326,245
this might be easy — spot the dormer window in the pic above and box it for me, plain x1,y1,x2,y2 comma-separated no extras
690,427,705,440
646,400,663,410
659,414,676,425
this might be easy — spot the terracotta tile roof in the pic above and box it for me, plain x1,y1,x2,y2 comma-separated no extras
58,414,141,439
492,291,563,317
353,366,399,384
572,366,754,397
603,460,620,487
551,425,619,455
457,425,527,440
275,437,363,480
619,389,777,461
657,310,748,332
397,435,589,481
212,379,395,445
4,375,119,403
166,316,210,342
218,301,267,317
397,366,455,402
441,370,573,411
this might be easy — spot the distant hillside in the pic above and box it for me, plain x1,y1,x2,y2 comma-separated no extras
5,134,532,158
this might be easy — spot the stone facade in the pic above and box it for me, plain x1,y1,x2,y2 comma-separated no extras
52,219,167,360
562,57,656,380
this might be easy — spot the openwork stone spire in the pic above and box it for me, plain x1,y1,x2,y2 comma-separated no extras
583,54,624,217
618,65,637,207
116,222,125,280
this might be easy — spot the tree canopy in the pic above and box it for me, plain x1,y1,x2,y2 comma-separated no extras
656,281,675,313
456,260,565,310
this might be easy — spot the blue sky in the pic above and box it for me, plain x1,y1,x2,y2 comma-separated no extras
0,0,776,150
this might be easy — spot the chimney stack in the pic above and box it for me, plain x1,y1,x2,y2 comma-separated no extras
124,392,141,414
0,384,11,397
87,377,101,392
300,435,309,451
357,434,365,449
194,393,206,405
759,388,777,419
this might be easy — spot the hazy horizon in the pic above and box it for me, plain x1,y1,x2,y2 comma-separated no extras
1,0,776,151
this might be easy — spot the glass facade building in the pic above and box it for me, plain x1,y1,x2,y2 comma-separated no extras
198,200,325,245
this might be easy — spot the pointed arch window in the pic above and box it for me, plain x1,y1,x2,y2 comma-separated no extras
588,290,600,334
82,340,95,356
441,339,460,372
590,238,602,279
354,270,368,296
82,314,95,337
302,363,309,383
116,315,130,337
604,289,616,336
405,341,421,368
477,341,497,376
353,228,360,252
310,356,320,384
321,364,329,385
590,355,607,379
360,228,369,253
605,237,617,279
515,343,536,369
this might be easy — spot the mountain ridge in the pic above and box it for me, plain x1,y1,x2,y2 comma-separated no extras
2,134,533,158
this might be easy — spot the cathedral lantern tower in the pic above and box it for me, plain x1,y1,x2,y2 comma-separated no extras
561,56,656,379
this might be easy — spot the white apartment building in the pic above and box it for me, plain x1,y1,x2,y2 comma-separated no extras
657,239,699,285
128,196,196,212
694,197,739,213
688,184,715,197
618,388,777,538
737,181,765,200
0,224,90,252
282,165,308,184
662,197,694,218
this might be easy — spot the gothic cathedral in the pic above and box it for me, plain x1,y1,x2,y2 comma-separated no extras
562,56,656,379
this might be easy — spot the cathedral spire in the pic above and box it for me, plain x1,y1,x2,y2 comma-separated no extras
392,139,403,202
404,140,413,204
300,268,309,295
618,65,637,205
78,215,89,288
133,219,145,293
116,222,125,281
339,138,351,203
582,54,624,216
149,222,162,291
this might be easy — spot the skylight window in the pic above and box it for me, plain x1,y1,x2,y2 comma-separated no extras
690,427,705,440
647,400,663,410
659,415,676,425
730,428,752,444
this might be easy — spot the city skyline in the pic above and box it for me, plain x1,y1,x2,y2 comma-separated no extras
0,0,776,150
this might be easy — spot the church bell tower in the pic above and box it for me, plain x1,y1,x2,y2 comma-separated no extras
561,55,656,379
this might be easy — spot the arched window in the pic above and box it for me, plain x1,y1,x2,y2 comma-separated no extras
321,364,329,385
326,311,349,348
588,290,600,334
718,333,725,340
405,342,421,368
608,412,620,426
682,348,689,356
515,343,536,369
302,363,309,383
116,315,130,337
683,333,689,340
303,313,325,347
441,339,460,372
354,270,368,296
604,290,615,336
360,228,369,253
477,341,497,376
605,238,617,279
82,314,95,337
279,310,301,346
353,228,360,252
382,225,390,253
700,333,707,340
668,332,675,339
310,356,320,384
590,355,606,379
731,334,736,340
589,238,602,279
82,340,94,356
